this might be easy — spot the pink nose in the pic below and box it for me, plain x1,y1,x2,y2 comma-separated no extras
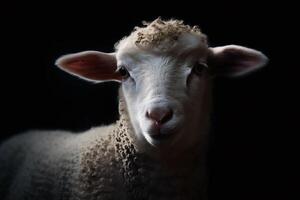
146,107,173,125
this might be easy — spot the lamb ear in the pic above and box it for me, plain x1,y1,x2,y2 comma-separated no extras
208,45,269,77
55,51,121,82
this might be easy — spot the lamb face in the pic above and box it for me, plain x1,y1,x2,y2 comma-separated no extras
115,34,211,148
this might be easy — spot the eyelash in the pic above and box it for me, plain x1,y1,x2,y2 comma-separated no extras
192,62,208,76
117,66,130,79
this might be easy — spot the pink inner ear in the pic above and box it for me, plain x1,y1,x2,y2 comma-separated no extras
209,45,268,77
224,48,263,72
57,52,121,81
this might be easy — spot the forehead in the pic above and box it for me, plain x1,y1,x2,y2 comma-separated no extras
115,19,209,67
116,33,209,67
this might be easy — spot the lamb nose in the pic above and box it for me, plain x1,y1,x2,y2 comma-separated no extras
146,107,173,125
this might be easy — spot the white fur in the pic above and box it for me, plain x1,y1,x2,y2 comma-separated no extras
116,42,211,148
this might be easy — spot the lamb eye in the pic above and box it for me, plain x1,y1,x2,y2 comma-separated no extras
192,62,207,76
117,66,129,79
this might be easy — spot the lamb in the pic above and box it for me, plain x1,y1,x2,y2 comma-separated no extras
0,18,268,200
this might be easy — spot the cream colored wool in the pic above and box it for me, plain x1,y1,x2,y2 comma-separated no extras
115,18,207,53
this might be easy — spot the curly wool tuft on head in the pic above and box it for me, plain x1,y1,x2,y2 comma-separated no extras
115,18,208,52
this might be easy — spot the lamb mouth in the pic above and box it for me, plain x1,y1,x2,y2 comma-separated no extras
148,125,181,141
149,133,174,141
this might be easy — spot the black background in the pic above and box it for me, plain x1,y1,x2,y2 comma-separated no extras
1,1,297,199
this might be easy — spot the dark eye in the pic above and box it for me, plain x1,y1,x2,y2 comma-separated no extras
117,66,130,79
192,62,208,76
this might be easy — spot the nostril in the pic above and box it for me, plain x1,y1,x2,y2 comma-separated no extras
160,109,173,124
146,107,173,125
